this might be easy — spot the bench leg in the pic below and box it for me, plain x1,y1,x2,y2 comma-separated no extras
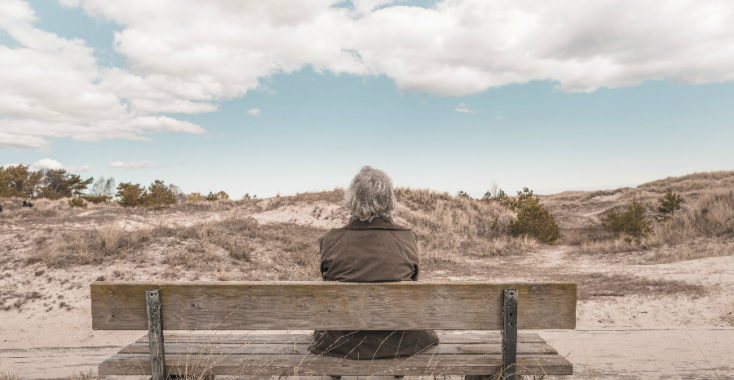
146,289,166,380
502,289,518,380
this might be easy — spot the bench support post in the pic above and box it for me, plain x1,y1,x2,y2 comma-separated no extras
502,288,518,380
146,289,166,380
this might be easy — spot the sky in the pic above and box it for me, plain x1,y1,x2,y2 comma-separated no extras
1,0,733,198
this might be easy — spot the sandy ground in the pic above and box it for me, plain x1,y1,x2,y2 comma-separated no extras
1,201,733,379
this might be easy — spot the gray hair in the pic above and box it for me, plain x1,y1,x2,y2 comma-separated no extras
344,166,398,222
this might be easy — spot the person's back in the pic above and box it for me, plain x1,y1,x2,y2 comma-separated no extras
308,167,439,362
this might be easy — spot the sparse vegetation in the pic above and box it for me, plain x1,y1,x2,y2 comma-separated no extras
507,188,560,244
188,192,205,202
1,170,733,365
658,188,683,219
115,180,177,209
600,198,653,241
145,180,176,209
206,190,230,201
0,164,93,200
115,182,147,207
67,197,87,209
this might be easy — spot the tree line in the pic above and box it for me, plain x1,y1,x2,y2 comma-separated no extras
0,164,232,209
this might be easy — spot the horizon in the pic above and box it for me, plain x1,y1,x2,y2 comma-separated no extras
2,0,734,198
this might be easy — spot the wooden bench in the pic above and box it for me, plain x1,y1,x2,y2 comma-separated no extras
91,281,576,380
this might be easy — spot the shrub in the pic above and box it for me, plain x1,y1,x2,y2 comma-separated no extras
457,190,471,198
116,183,147,207
508,195,560,244
601,198,653,240
206,191,230,201
146,180,176,210
481,182,509,204
188,192,205,202
68,197,87,209
83,195,110,204
504,187,536,211
658,188,683,218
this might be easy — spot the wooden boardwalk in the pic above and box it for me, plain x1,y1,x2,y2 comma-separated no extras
2,328,733,379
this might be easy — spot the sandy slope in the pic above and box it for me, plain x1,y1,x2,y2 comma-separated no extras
1,200,733,379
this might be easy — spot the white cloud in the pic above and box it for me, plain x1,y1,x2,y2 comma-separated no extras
27,158,92,173
2,0,734,149
109,160,158,170
0,0,207,149
247,108,261,116
454,103,479,114
30,158,65,171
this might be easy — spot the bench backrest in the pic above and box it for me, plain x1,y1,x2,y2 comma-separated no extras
91,281,576,331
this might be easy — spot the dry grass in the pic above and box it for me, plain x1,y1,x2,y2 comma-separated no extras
257,188,346,212
24,226,151,268
561,272,707,301
0,373,22,380
549,172,734,262
0,372,96,380
637,170,734,193
722,303,734,327
18,216,324,281
395,187,531,260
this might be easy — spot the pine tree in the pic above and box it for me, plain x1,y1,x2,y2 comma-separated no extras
116,183,147,207
658,188,683,218
601,198,653,240
507,189,560,244
146,180,176,209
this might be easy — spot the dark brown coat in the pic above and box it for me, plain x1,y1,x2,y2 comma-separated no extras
308,217,439,360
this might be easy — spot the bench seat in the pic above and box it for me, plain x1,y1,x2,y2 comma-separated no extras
100,332,573,377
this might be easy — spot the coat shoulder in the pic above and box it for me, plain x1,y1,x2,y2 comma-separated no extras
318,228,347,250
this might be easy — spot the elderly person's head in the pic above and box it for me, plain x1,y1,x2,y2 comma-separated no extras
344,166,398,223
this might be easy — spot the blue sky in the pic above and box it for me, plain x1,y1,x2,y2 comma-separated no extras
1,0,733,198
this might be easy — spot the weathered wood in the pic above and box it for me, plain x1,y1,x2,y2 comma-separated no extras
502,288,518,380
135,332,547,345
146,289,166,380
99,353,574,376
91,281,576,330
118,342,559,356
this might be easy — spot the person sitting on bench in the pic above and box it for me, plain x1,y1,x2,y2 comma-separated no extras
309,166,439,364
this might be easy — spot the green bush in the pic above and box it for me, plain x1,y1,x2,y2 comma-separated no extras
504,187,536,211
83,195,110,204
658,188,683,218
601,198,653,240
507,189,560,244
116,183,147,207
146,180,176,210
206,190,230,201
188,192,205,202
68,197,88,209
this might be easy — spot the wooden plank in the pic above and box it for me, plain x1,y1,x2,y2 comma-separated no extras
502,288,518,380
99,353,573,376
117,342,558,356
135,332,547,345
91,281,576,330
146,289,166,380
